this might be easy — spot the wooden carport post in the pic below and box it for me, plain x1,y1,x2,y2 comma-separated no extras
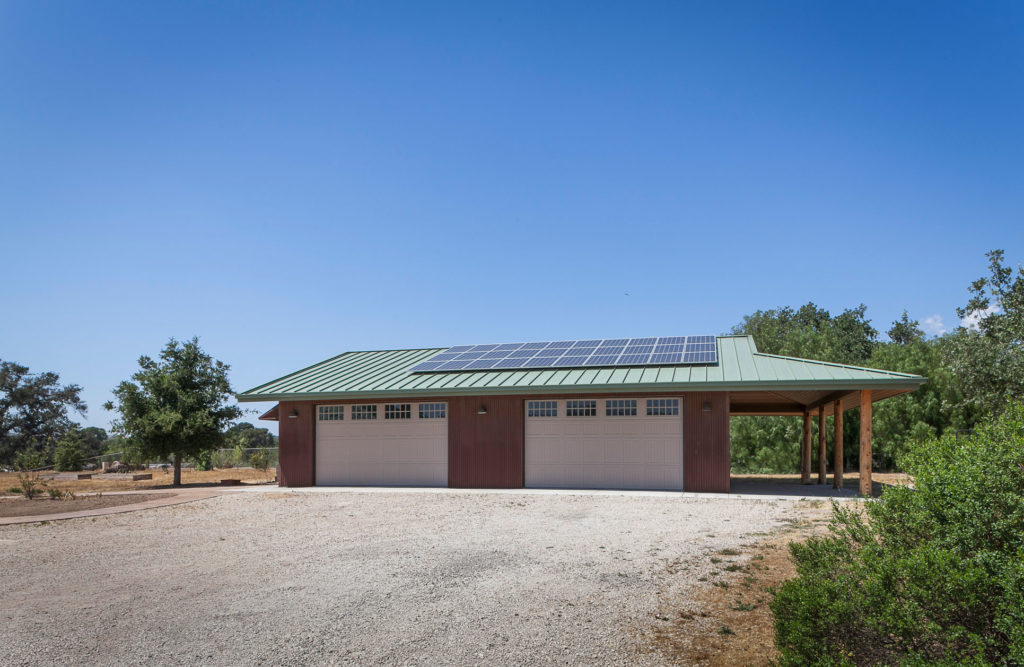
859,389,872,496
832,399,843,489
817,407,826,484
801,411,812,484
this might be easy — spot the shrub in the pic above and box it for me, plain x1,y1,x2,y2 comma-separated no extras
17,472,44,499
54,430,85,471
47,488,62,499
14,449,48,471
772,402,1024,666
249,449,270,472
194,450,212,471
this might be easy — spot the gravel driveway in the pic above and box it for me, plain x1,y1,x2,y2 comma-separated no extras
0,490,821,665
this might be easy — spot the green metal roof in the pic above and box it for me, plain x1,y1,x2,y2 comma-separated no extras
237,336,925,402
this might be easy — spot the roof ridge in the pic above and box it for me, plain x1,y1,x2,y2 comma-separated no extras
752,351,923,378
345,347,447,354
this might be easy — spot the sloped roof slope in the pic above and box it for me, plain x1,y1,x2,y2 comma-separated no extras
238,336,924,403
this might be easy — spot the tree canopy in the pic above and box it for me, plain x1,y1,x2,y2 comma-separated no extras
104,337,242,485
945,249,1024,417
886,310,925,346
729,303,879,474
0,360,86,467
731,302,877,365
225,422,277,450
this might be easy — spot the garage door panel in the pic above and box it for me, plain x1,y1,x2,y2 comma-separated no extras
525,398,683,491
315,403,447,487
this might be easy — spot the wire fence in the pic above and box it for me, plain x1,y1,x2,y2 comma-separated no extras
82,447,279,470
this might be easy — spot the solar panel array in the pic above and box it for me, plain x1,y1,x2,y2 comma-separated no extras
409,336,718,373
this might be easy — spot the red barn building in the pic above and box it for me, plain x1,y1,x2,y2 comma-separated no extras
239,335,924,494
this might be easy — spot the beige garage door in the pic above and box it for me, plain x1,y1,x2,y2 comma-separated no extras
315,402,448,486
524,397,683,490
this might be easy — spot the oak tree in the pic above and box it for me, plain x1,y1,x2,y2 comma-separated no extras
105,338,241,486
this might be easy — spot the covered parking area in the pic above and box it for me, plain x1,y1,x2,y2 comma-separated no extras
730,386,916,496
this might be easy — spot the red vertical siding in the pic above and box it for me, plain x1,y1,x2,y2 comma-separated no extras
684,392,730,493
448,396,524,488
277,400,315,487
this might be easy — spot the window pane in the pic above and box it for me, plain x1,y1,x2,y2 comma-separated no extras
318,405,344,421
527,400,557,417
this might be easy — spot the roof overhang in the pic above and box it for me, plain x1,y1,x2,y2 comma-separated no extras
728,387,914,416
237,378,924,407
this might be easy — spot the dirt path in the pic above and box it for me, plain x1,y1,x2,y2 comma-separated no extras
640,500,835,665
0,493,169,518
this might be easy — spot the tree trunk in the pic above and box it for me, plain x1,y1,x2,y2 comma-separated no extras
173,453,181,487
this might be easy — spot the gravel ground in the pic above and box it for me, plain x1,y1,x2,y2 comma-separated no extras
0,490,822,666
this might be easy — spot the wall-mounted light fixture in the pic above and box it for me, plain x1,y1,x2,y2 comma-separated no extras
289,409,299,419
702,401,712,413
477,405,488,415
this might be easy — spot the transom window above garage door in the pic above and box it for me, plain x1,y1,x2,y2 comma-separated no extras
527,400,557,417
351,405,377,420
318,405,344,421
566,399,597,417
646,398,679,416
384,404,411,419
418,403,446,419
605,399,637,416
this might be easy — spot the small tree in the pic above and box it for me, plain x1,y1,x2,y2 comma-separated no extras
13,447,48,471
104,338,241,486
54,428,85,471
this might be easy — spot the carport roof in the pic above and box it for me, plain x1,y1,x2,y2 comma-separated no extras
238,336,925,413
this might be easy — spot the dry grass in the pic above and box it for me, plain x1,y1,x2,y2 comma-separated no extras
646,502,833,666
733,472,911,496
0,468,274,495
732,471,910,485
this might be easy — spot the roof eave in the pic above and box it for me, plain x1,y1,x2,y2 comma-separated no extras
236,376,926,403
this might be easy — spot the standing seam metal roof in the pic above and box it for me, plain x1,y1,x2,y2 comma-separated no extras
237,336,925,402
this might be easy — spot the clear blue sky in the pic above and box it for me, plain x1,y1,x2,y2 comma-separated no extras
2,1,1022,434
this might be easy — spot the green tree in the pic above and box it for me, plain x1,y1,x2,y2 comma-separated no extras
0,360,86,466
946,249,1024,417
868,337,974,470
224,422,277,449
54,428,85,471
887,310,925,345
78,426,109,460
732,302,877,365
730,303,878,473
104,338,242,486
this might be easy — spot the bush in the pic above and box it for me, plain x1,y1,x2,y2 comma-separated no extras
232,443,247,467
194,450,212,471
248,449,270,472
772,402,1024,665
13,449,48,471
54,430,85,471
16,472,44,499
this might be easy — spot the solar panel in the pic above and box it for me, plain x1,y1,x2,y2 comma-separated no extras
408,336,719,373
